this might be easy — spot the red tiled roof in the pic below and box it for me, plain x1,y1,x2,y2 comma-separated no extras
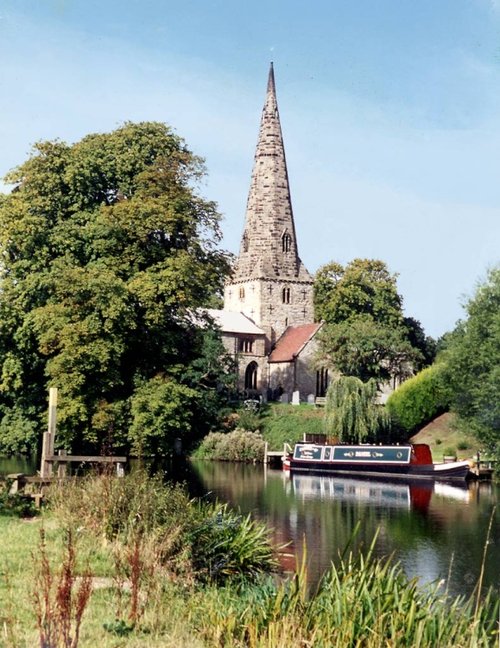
268,323,322,363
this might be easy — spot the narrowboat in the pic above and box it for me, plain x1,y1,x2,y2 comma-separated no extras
283,443,472,481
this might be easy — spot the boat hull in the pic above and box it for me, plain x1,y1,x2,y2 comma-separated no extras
285,444,471,481
285,460,471,481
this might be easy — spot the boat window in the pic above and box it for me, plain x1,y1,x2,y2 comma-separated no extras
324,447,332,461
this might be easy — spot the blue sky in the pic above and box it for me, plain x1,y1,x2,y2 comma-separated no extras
1,0,499,338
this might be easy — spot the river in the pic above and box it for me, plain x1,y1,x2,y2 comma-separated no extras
2,455,498,599
189,461,499,599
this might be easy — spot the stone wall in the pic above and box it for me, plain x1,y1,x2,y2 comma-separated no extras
267,336,322,402
224,277,314,349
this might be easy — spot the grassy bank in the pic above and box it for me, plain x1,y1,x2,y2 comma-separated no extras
1,473,499,647
259,403,325,450
411,412,482,462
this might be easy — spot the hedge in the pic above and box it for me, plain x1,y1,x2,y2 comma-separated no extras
385,364,449,436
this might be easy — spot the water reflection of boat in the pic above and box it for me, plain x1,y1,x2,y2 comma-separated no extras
433,482,471,503
290,474,416,509
288,473,472,513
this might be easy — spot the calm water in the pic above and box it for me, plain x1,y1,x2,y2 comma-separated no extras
189,461,499,599
2,455,498,599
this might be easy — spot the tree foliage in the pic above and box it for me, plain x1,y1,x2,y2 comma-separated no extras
440,267,500,456
314,259,403,327
314,259,430,383
324,376,390,444
0,122,232,454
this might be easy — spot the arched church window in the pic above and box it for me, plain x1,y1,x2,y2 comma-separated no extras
245,361,258,391
239,338,253,353
282,232,292,253
316,368,329,397
239,287,245,300
282,287,291,304
242,233,249,253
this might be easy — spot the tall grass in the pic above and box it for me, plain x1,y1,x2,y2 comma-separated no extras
191,543,499,647
46,470,277,585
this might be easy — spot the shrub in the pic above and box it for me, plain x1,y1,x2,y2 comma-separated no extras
46,469,193,547
46,471,277,587
194,429,265,462
386,364,449,436
236,408,261,432
457,440,470,451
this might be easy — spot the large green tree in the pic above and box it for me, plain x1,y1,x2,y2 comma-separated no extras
441,266,500,457
0,122,232,454
314,259,430,383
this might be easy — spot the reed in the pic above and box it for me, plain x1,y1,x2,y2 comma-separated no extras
32,528,93,648
190,541,499,647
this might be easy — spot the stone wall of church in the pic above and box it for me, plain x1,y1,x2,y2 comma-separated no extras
219,331,267,395
268,336,320,402
268,362,294,397
224,278,315,349
219,331,266,358
293,339,320,400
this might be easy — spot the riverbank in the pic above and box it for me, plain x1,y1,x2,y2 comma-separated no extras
195,405,484,466
1,472,498,647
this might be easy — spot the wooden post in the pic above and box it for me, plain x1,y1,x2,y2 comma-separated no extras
40,387,57,478
264,441,268,465
57,449,67,478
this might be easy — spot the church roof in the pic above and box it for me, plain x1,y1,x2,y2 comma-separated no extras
204,309,265,335
268,322,322,363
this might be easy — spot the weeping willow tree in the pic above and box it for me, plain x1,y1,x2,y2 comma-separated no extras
324,376,390,444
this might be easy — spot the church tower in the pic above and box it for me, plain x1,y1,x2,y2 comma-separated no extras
224,63,314,349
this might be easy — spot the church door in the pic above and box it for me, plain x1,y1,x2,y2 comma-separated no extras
244,361,258,391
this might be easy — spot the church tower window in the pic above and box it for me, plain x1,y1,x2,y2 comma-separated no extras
282,232,292,253
242,233,249,253
239,287,245,300
282,287,291,304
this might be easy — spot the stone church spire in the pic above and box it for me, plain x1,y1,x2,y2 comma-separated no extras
224,63,314,346
233,62,312,282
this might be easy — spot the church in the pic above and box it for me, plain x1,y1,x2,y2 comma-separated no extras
208,63,328,403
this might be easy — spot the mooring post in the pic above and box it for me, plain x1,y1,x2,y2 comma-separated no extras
57,449,67,478
40,387,57,478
